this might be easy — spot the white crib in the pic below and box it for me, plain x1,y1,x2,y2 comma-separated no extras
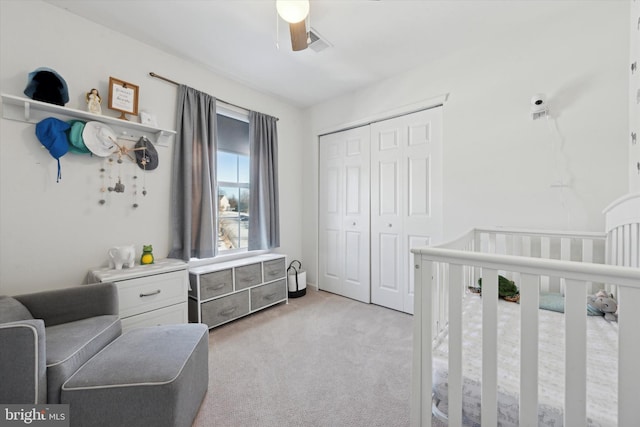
410,193,640,427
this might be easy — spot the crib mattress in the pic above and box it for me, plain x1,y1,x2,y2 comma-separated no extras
432,294,619,427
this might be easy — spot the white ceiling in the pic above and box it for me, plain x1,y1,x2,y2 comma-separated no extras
44,0,576,108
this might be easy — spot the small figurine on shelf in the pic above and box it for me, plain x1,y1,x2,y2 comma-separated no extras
86,88,102,115
140,244,155,265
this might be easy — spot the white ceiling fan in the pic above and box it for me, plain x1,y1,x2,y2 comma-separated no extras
276,0,311,51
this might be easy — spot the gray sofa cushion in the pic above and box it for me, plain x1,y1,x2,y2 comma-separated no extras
0,319,46,403
45,315,121,403
0,296,34,323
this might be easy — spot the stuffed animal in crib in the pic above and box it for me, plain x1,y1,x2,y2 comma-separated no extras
587,290,618,321
476,275,520,302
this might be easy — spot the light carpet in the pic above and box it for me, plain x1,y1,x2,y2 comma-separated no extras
192,289,435,427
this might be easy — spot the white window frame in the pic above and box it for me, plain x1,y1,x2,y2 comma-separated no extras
216,104,250,255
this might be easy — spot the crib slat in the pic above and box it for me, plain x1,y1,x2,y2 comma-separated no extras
482,268,498,426
506,234,514,257
609,230,617,265
564,279,587,426
540,237,550,292
512,236,522,284
561,237,571,260
448,264,463,427
623,224,631,267
631,223,639,268
474,232,482,287
616,228,624,266
582,239,593,263
488,233,496,254
560,238,571,294
440,263,448,336
522,236,532,257
519,273,539,426
582,240,594,293
618,285,640,425
411,257,432,427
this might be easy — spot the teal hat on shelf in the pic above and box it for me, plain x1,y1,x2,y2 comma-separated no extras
65,120,91,154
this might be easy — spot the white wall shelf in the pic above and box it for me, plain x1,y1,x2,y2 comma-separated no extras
1,94,176,146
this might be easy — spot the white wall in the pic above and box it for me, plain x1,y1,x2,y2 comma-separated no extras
302,1,629,286
0,0,304,295
0,1,630,296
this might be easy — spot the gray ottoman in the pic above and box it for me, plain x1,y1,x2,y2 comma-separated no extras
61,324,209,427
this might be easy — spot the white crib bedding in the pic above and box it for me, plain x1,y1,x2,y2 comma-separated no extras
432,293,619,427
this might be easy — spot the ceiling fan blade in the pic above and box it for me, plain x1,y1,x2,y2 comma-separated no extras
289,21,308,51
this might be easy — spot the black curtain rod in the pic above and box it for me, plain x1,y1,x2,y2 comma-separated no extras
149,72,279,121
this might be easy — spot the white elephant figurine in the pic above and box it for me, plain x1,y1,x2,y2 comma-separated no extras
108,245,135,270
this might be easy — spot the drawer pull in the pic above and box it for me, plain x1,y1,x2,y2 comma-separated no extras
219,306,237,316
139,289,161,298
206,283,226,291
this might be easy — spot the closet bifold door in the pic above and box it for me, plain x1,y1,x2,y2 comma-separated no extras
370,108,443,314
318,126,371,303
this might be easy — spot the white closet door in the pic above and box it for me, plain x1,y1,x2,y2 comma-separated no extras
370,108,443,313
318,126,371,303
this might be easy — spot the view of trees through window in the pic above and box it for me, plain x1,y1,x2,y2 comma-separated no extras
217,113,250,252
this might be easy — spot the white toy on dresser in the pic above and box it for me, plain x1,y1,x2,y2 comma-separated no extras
108,245,135,270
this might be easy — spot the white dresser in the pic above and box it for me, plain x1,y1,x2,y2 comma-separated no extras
88,259,189,332
188,254,287,329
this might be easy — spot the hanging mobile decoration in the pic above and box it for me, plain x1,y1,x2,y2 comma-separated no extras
99,162,107,205
132,174,139,208
115,151,125,193
106,157,115,193
134,136,159,198
141,151,147,197
84,122,157,208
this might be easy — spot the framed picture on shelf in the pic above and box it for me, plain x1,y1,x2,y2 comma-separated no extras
108,76,139,120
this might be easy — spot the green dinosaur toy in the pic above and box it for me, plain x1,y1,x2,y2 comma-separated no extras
477,275,519,298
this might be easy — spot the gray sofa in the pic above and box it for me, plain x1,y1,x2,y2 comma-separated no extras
0,283,121,404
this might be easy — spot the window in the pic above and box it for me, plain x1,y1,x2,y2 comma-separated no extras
217,110,250,252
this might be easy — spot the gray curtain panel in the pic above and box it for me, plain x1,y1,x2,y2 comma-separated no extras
248,111,280,250
169,85,218,260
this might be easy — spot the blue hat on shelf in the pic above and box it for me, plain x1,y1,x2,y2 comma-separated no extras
24,67,69,106
35,117,70,182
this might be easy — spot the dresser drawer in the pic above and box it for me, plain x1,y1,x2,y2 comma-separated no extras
235,263,262,290
194,268,233,300
250,279,286,311
121,302,187,332
115,270,187,318
200,290,250,328
263,258,285,282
